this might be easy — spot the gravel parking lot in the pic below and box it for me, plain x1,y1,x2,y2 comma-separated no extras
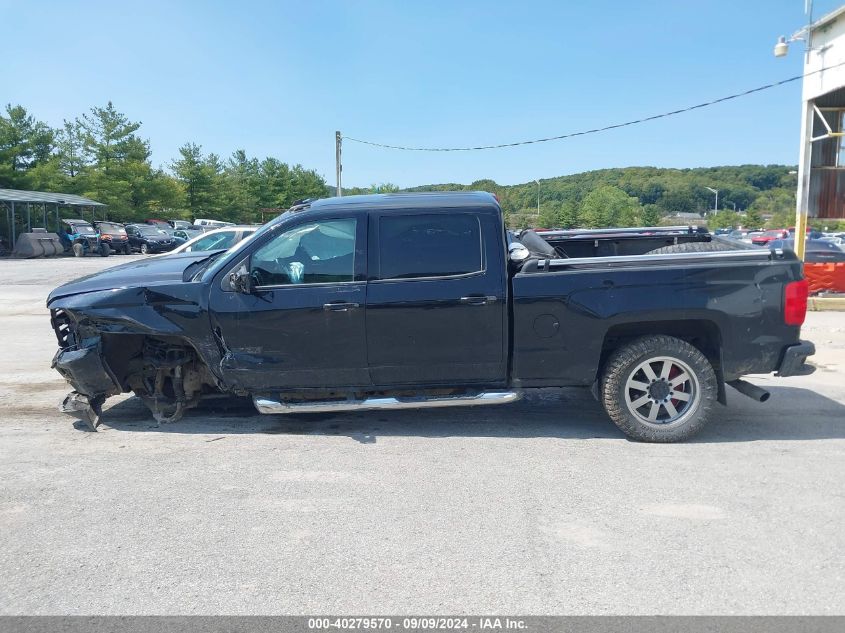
0,256,843,615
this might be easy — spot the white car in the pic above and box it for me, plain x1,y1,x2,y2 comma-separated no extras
193,218,234,228
170,226,258,254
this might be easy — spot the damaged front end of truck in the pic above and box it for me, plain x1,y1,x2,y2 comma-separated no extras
47,257,226,430
51,307,120,429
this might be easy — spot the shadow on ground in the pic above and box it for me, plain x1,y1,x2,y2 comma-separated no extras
83,385,845,444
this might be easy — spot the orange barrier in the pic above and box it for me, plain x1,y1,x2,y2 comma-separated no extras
804,262,845,294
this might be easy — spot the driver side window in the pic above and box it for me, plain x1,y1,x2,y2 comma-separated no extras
250,218,357,287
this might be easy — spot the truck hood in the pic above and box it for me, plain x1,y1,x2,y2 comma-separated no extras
47,251,218,304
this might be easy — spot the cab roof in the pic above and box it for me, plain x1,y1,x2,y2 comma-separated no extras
305,191,500,213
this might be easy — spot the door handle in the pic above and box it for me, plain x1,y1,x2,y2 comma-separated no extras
323,302,359,312
459,295,497,306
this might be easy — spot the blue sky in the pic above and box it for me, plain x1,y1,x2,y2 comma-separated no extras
3,0,841,188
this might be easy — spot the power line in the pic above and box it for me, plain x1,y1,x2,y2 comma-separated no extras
344,62,845,152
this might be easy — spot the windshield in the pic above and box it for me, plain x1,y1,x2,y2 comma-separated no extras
70,224,95,234
98,223,125,233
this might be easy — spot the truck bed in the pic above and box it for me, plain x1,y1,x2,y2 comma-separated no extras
510,246,804,387
535,225,712,258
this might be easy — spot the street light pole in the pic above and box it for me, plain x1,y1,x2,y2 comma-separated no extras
705,187,719,214
535,179,540,216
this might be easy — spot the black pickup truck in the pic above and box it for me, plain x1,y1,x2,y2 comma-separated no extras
47,192,815,442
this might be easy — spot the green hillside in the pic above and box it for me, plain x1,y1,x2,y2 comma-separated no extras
402,165,800,230
339,165,809,230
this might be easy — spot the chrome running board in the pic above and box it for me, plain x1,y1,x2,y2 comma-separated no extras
253,390,521,415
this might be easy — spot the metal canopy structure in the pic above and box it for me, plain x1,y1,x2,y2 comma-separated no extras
0,188,107,250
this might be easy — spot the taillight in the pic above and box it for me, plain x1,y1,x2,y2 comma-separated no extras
784,279,809,326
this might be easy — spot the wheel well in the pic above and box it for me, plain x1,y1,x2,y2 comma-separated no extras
598,320,726,403
100,333,217,393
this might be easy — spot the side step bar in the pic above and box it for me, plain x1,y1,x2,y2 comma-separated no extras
253,391,522,415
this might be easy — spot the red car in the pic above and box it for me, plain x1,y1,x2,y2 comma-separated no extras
751,229,789,246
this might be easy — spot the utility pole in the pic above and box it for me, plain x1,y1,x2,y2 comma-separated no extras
335,131,343,197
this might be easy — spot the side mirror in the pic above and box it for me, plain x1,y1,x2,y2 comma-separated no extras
227,267,252,294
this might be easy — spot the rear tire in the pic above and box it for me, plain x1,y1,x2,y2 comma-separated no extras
601,335,717,442
140,243,149,255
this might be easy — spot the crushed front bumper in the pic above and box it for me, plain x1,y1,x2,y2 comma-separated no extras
776,340,816,377
52,340,120,431
52,340,120,396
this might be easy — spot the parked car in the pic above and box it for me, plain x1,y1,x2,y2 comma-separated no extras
57,219,109,257
47,192,814,443
124,223,178,254
172,227,206,243
169,225,257,254
143,219,171,228
770,238,845,262
751,229,789,246
164,228,188,248
169,220,193,230
818,234,845,246
193,218,234,228
770,238,845,295
93,221,130,254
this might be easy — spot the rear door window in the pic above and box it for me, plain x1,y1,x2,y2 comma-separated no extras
378,214,482,280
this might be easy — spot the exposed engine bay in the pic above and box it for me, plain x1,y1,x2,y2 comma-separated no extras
51,308,220,430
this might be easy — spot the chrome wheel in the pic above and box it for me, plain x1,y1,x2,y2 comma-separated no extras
624,356,699,427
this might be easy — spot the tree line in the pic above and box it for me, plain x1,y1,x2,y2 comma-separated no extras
0,102,327,224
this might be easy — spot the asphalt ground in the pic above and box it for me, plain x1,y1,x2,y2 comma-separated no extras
0,255,843,615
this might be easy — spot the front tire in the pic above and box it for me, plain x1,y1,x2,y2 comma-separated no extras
99,243,110,257
601,335,717,442
72,243,84,257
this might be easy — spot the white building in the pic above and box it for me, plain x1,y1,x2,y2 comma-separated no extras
792,4,845,249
